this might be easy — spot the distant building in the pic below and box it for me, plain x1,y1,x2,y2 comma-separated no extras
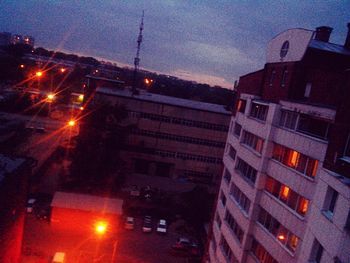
50,192,123,233
11,34,22,45
0,154,35,263
22,35,34,47
87,75,231,192
0,32,11,47
207,24,350,263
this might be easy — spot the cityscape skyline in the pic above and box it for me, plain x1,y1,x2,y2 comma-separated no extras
0,1,349,88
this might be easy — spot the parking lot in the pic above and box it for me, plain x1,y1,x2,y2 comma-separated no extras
21,213,199,263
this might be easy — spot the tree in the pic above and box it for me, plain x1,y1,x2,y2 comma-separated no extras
69,102,131,190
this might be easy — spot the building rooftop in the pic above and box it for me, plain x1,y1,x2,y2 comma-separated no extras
51,192,123,215
308,39,350,56
96,87,231,115
0,154,26,183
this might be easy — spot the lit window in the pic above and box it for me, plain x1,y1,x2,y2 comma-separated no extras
289,151,299,167
297,198,309,216
237,99,246,113
280,185,290,201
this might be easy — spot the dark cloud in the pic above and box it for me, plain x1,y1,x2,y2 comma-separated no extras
0,1,348,88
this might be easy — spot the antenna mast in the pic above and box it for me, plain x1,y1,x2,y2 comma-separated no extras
132,10,144,95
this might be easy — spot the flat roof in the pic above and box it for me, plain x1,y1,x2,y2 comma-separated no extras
96,87,231,115
308,40,350,56
51,192,123,215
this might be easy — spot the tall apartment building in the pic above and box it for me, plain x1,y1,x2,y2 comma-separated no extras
208,24,350,263
87,78,231,192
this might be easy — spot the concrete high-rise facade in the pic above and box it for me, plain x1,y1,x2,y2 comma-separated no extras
207,24,350,263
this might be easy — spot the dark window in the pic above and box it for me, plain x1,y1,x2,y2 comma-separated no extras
227,144,236,160
220,236,238,262
225,210,244,243
297,114,330,140
223,169,231,185
279,110,298,130
304,82,312,98
250,102,269,121
281,68,288,87
230,183,251,214
323,186,338,218
309,239,323,263
215,213,222,228
235,157,257,184
241,130,264,153
220,191,227,206
269,69,276,86
233,122,242,137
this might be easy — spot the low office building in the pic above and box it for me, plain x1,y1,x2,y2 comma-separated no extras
91,85,231,192
208,24,350,262
50,192,123,233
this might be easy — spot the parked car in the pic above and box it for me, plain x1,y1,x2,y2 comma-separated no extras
172,237,200,256
26,198,36,213
142,215,152,232
156,219,167,234
124,217,135,230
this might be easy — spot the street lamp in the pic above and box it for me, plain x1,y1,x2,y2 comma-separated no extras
95,221,108,235
47,93,55,101
67,120,76,127
36,71,43,77
60,67,66,73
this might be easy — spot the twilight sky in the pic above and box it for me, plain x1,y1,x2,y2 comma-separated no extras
0,1,349,88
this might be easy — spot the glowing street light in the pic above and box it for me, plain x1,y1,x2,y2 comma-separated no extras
95,221,108,235
36,71,43,77
20,64,25,69
47,93,55,101
67,120,76,127
60,68,66,73
79,106,84,111
78,94,84,101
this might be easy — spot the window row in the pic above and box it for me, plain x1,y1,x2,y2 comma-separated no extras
258,207,300,253
235,157,257,184
241,130,264,154
230,182,251,214
179,170,213,184
265,176,309,216
268,67,288,88
220,236,239,263
272,143,318,178
279,110,330,140
154,149,222,164
251,238,278,263
132,128,225,148
128,111,229,131
225,210,244,244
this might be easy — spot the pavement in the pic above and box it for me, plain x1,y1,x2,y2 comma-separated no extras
21,215,195,263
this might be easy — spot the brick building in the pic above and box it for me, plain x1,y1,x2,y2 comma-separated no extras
207,24,350,263
86,76,231,192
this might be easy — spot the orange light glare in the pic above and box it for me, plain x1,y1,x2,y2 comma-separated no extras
79,106,84,111
20,64,25,69
278,235,285,240
95,221,107,235
36,71,43,77
60,68,66,73
68,120,76,127
47,93,55,100
78,94,84,101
